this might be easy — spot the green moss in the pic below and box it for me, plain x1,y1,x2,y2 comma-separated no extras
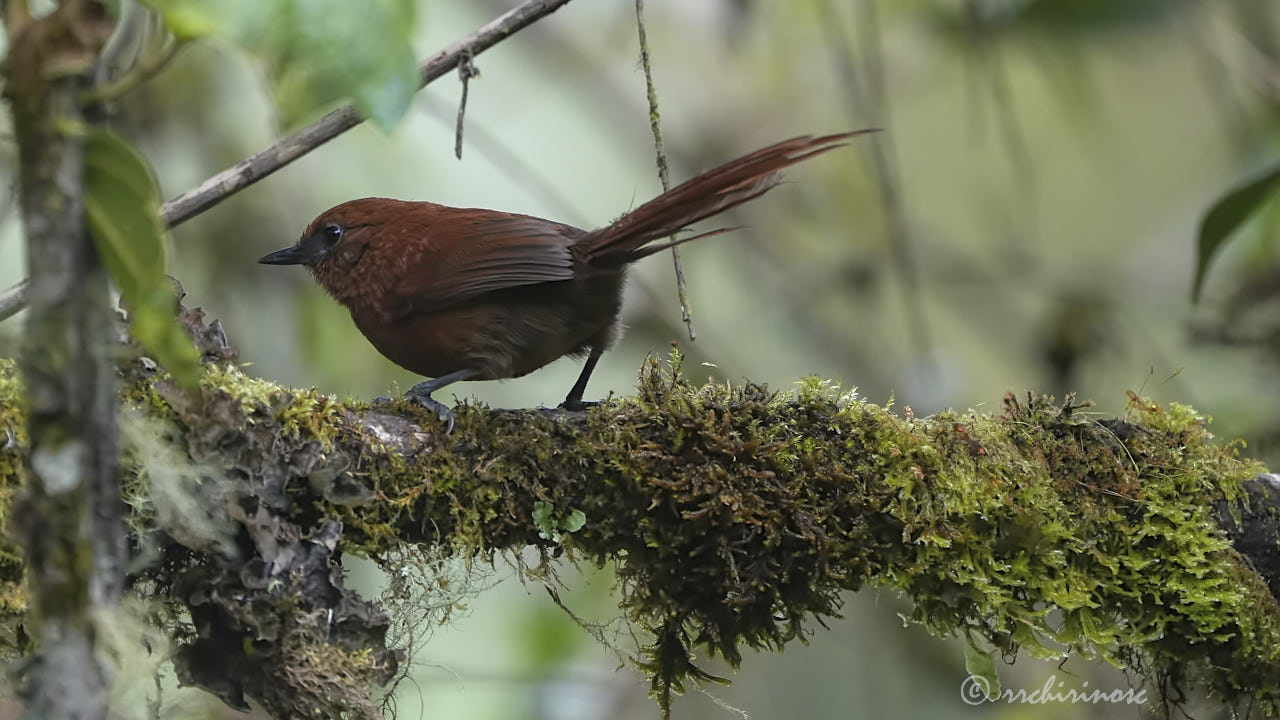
1,352,1277,717
122,362,345,447
882,391,1271,705
189,363,344,448
221,350,1266,716
0,359,28,655
267,604,391,718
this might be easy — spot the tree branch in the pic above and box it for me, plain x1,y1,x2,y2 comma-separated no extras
3,1,120,717
1,302,1277,715
0,0,579,321
0,280,27,323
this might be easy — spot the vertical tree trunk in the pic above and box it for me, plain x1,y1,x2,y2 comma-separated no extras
4,3,121,717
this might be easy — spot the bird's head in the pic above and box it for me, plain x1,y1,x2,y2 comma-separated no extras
258,198,393,272
259,197,439,311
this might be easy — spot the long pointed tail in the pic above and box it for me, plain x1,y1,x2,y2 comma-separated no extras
581,130,875,264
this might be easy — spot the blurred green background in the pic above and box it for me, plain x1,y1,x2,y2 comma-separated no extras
4,0,1280,717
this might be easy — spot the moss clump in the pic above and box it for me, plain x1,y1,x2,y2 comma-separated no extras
260,350,1272,716
0,359,28,657
278,615,393,719
1,349,1277,717
883,390,1274,708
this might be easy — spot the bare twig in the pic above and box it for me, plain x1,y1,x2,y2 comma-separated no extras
87,0,168,102
0,279,27,322
83,35,184,104
454,49,479,160
818,0,933,371
421,95,588,225
635,0,696,342
1219,16,1280,104
1182,12,1247,137
961,0,1037,212
0,0,578,322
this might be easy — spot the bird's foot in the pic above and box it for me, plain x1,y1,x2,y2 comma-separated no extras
560,398,600,412
404,386,456,434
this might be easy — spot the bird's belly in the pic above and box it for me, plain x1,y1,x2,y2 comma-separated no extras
353,308,482,379
351,291,618,381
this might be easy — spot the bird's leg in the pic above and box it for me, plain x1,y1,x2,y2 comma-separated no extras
561,348,603,411
404,368,476,433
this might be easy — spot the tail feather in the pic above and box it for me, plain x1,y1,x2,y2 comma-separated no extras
581,130,874,264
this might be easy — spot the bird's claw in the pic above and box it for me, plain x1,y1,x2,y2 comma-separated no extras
560,399,600,412
404,390,456,434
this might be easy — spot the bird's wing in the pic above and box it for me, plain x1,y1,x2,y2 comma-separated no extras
391,210,582,317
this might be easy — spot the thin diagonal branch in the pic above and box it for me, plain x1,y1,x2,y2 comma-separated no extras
0,0,578,321
0,280,26,323
160,0,576,227
818,0,933,374
83,35,184,104
961,0,1037,225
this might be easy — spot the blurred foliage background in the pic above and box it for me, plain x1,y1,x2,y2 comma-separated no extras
3,0,1280,717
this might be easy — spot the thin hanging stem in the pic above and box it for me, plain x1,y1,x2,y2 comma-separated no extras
636,0,696,342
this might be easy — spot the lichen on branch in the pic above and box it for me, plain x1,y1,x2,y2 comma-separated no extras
0,343,1277,717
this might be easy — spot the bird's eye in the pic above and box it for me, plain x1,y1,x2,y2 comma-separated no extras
322,223,343,243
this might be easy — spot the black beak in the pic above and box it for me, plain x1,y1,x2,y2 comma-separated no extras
258,246,308,266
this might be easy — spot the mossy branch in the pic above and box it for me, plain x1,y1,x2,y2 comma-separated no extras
1,327,1279,716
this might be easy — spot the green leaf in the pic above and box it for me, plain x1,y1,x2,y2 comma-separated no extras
140,0,256,39
85,129,202,388
962,631,1000,701
532,502,587,541
1194,162,1280,302
562,508,587,534
142,0,420,130
145,2,222,40
532,500,556,540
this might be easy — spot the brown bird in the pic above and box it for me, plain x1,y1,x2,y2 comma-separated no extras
259,131,870,431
